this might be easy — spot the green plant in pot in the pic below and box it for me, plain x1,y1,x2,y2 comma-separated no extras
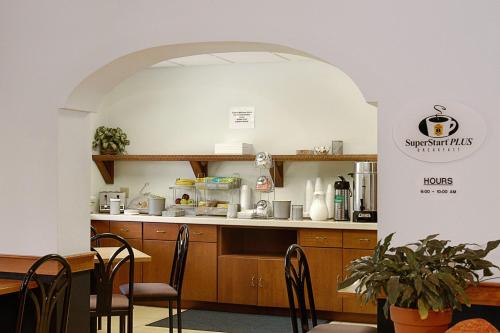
92,126,130,155
338,233,499,333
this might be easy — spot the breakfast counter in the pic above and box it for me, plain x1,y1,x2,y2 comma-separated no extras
91,213,378,319
90,213,377,230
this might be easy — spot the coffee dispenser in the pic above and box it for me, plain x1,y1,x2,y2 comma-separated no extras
350,162,377,222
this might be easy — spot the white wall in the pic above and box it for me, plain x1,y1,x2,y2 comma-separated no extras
91,60,376,205
58,109,91,255
0,1,498,268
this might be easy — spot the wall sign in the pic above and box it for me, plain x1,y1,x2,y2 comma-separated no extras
393,101,486,163
229,106,255,129
417,175,459,199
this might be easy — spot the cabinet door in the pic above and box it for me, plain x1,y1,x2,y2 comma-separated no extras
218,256,258,305
302,247,343,311
183,242,217,302
257,258,290,308
342,249,377,314
142,240,176,283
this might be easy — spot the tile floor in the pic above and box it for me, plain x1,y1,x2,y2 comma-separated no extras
98,305,377,332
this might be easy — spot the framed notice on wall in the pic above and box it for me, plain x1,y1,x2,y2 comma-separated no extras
229,106,255,129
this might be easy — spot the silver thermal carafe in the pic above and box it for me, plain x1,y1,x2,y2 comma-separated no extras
334,176,350,221
350,162,377,222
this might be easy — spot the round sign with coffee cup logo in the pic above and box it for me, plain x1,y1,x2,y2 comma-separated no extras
418,105,459,138
392,101,486,163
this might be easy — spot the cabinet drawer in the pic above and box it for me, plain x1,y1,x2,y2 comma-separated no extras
343,230,377,249
143,223,179,241
189,225,217,242
298,229,342,248
91,220,110,234
110,221,142,239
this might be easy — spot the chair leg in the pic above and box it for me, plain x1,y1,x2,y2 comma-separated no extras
98,316,102,330
177,298,182,333
119,315,125,333
128,309,134,333
90,317,97,333
168,300,174,333
107,316,112,333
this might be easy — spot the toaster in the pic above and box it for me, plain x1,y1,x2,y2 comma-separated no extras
99,191,126,213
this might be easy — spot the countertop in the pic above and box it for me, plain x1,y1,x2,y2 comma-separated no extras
90,213,377,231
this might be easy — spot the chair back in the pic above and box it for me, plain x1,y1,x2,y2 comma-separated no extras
90,225,97,237
284,244,317,333
91,233,134,316
169,224,190,294
90,225,100,247
16,254,73,333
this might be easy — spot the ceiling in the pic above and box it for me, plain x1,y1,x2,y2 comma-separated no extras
151,52,315,68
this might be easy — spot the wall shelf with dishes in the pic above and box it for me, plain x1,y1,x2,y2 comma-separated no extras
91,154,377,187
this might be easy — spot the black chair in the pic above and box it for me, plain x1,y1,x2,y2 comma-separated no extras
90,233,135,333
284,244,377,333
90,225,103,330
91,225,97,238
120,224,189,333
16,254,73,333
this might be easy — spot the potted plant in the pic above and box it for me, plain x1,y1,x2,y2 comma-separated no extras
92,126,130,155
338,233,499,333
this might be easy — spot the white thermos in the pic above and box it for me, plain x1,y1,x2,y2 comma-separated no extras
110,198,121,215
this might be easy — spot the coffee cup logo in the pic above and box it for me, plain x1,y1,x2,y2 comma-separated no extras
418,105,459,138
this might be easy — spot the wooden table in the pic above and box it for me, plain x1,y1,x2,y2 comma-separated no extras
93,247,151,264
0,279,23,296
0,279,37,296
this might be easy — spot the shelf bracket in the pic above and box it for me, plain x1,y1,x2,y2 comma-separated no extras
189,161,208,178
270,161,284,188
94,160,115,184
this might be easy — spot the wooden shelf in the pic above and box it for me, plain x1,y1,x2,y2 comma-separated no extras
92,154,377,187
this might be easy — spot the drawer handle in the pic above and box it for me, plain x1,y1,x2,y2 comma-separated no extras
192,232,204,235
258,276,263,288
359,238,370,242
250,275,256,287
120,228,129,232
156,230,166,234
314,236,327,240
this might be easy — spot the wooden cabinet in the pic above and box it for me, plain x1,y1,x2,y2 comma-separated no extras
91,220,110,234
299,229,342,248
183,242,217,302
343,230,377,249
257,257,290,308
142,224,217,302
218,256,258,305
302,247,343,312
142,240,176,283
110,221,142,239
143,223,178,241
218,255,290,308
94,218,376,317
342,249,377,314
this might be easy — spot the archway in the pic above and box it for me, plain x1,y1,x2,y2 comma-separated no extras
57,41,376,255
63,41,371,112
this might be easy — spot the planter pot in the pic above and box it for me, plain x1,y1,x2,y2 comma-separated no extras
100,148,118,155
390,306,452,333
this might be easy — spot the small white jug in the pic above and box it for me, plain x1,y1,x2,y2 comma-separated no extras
309,191,328,221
